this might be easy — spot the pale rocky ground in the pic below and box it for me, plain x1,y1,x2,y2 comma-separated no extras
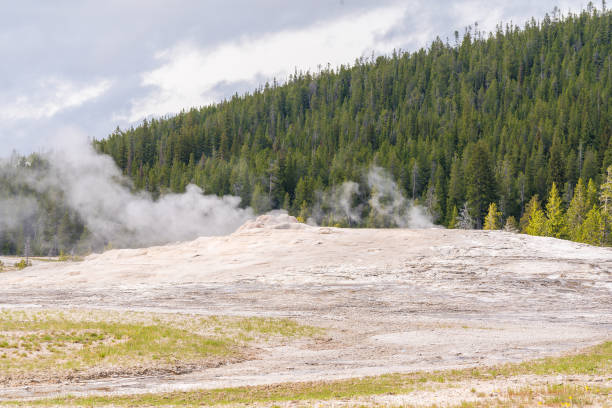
0,213,610,403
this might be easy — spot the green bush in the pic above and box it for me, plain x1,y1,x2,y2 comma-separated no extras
58,250,84,262
14,259,30,270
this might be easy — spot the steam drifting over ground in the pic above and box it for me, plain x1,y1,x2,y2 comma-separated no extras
0,129,253,250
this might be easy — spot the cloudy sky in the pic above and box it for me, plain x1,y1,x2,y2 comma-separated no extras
0,0,587,155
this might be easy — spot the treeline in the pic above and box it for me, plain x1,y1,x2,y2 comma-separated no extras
95,6,612,243
479,167,612,245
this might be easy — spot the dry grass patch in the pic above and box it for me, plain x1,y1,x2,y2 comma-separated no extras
0,309,322,385
442,383,611,407
8,342,610,407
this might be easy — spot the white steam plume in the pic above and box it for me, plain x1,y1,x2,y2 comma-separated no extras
367,167,435,228
0,155,42,236
310,166,435,228
2,128,253,250
0,196,39,232
310,181,362,226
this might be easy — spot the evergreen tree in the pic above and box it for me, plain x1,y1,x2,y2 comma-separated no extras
544,183,567,238
447,205,458,229
250,184,270,214
566,178,588,241
466,142,497,228
599,165,612,243
282,192,291,212
526,202,547,236
599,166,612,220
297,200,310,223
579,205,605,245
294,177,311,212
446,156,464,218
586,179,599,209
504,216,519,232
425,183,441,223
520,195,541,233
483,203,502,230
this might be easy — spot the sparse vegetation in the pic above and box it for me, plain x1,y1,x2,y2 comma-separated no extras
0,309,322,383
8,341,609,407
442,383,611,408
12,259,30,270
58,250,84,262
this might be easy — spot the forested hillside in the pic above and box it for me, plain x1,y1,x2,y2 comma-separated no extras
2,7,611,256
96,7,611,232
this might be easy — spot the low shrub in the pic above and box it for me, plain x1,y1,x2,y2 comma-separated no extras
14,259,31,270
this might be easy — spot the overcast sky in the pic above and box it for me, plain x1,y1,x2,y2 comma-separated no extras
0,0,588,155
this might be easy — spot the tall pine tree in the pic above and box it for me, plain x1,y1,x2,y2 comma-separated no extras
466,142,497,228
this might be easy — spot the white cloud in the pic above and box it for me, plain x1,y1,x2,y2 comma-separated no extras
0,78,112,121
126,3,409,122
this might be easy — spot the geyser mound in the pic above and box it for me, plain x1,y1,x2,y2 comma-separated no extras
235,212,313,233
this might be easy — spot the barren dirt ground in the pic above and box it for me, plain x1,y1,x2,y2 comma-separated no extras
0,214,610,402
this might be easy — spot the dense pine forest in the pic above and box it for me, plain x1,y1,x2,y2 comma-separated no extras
2,6,612,256
96,9,612,230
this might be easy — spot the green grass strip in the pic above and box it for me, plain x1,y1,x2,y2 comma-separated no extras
7,341,609,407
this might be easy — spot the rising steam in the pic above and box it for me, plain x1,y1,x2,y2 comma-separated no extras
309,166,435,228
0,128,253,250
1,131,435,255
